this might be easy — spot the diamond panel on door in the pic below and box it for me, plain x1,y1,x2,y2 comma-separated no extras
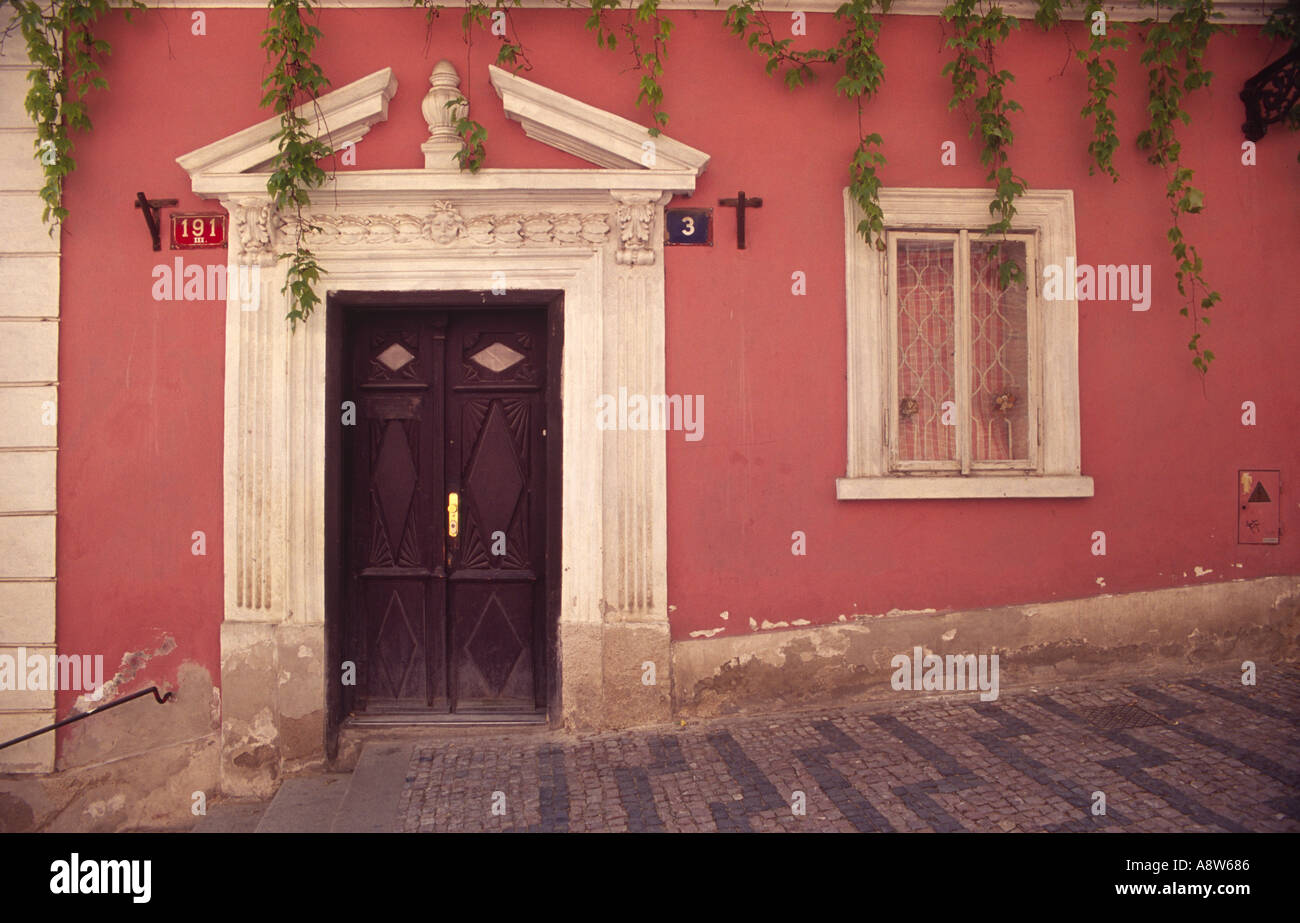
447,311,547,712
346,315,447,713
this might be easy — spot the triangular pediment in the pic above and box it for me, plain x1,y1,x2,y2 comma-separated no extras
488,65,709,173
177,69,398,177
178,63,709,186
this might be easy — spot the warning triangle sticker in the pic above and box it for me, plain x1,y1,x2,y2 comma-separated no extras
1247,482,1271,503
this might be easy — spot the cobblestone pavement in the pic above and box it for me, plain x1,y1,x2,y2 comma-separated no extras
396,667,1300,832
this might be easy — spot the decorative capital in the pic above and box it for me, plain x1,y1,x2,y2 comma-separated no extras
422,60,466,171
233,199,278,266
612,192,662,266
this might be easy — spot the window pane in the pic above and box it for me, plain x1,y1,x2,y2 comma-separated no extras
970,240,1029,462
895,238,957,463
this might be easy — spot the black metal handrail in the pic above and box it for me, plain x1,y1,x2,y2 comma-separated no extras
0,686,174,753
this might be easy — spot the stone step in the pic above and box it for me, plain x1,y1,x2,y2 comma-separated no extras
254,775,352,833
331,741,413,833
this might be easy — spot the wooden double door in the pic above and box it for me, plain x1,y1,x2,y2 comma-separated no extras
342,307,550,715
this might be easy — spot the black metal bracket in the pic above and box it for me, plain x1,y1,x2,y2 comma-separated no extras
134,192,178,251
0,685,174,753
1240,44,1300,142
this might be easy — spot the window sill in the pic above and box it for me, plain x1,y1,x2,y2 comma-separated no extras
835,475,1095,500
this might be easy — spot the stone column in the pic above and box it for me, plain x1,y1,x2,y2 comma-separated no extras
596,191,672,727
219,198,299,797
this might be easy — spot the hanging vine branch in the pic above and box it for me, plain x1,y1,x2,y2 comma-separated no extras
836,0,893,251
941,0,1028,288
0,0,1273,358
716,0,892,249
718,0,838,88
3,0,144,226
1077,1,1129,181
1137,0,1223,373
583,0,675,135
262,0,332,326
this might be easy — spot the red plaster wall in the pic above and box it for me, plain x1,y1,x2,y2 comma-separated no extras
55,7,1299,736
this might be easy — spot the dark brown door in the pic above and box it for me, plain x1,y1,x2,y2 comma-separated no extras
344,308,547,715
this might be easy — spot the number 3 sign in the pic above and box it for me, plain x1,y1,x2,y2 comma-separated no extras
665,208,713,246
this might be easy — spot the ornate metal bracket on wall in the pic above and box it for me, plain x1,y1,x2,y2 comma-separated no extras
1240,44,1300,141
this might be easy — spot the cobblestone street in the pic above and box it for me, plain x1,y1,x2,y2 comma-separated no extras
396,667,1300,832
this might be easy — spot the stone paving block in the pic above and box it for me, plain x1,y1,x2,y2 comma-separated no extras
392,667,1300,833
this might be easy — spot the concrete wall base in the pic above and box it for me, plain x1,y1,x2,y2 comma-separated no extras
672,576,1300,718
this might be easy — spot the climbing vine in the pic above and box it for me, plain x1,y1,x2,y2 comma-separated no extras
941,0,1027,287
5,0,1283,372
1076,1,1128,181
262,0,332,325
1136,0,1223,373
583,0,675,134
2,0,144,226
716,1,891,248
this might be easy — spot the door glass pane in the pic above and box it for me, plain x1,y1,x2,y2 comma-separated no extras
970,240,1029,462
895,238,957,463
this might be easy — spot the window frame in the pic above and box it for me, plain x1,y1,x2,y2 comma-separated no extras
886,229,1039,475
838,188,1093,500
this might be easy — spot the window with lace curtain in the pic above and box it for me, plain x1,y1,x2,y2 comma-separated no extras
838,188,1094,500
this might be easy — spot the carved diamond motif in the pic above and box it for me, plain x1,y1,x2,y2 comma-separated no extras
465,403,525,538
465,592,524,695
373,421,418,542
375,589,420,698
377,342,416,371
470,341,525,373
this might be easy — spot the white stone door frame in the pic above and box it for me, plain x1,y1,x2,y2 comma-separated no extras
179,63,708,795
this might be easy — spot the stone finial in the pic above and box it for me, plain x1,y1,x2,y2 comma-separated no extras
422,60,466,170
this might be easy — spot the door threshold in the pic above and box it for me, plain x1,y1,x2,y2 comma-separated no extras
344,711,548,728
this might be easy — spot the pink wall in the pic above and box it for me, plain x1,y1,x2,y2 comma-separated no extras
56,7,1299,733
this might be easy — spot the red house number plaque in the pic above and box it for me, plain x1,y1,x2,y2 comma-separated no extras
170,212,227,249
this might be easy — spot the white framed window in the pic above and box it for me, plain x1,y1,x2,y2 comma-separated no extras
838,188,1093,499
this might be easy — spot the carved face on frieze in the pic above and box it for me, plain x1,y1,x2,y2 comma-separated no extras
425,200,464,244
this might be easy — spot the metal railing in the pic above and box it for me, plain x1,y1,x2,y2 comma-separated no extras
0,686,174,753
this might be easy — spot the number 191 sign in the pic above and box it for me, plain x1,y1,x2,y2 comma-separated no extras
170,212,228,249
665,207,713,247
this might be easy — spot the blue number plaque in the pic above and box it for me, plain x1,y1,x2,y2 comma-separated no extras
665,208,713,246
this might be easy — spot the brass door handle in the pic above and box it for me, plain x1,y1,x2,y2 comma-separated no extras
447,492,459,538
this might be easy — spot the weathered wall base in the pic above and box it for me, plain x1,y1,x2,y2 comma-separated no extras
559,619,672,730
673,576,1300,718
220,621,326,799
0,662,220,832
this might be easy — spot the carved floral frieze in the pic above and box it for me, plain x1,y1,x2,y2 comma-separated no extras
272,199,614,250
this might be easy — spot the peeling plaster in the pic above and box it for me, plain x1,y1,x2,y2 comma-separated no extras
84,793,126,820
719,611,729,620
74,635,177,713
759,620,790,630
941,628,957,641
1194,566,1214,577
690,627,726,638
748,618,758,631
1096,577,1107,588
